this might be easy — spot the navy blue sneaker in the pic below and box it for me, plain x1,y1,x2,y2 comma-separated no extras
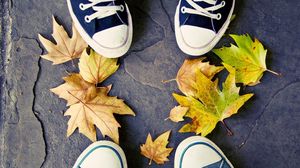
175,0,235,56
175,136,234,168
67,0,133,58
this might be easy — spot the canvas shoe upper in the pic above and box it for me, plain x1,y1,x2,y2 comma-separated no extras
73,141,128,168
175,136,234,168
175,0,235,56
67,0,133,58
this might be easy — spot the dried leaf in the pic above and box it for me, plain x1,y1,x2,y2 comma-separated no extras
173,64,254,136
65,87,135,144
79,49,119,84
39,16,87,65
51,73,97,106
140,131,173,165
168,106,188,122
213,34,279,86
176,58,224,98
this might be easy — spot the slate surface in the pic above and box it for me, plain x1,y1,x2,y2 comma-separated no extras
1,0,300,167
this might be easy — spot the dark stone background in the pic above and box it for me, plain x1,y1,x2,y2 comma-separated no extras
1,0,300,167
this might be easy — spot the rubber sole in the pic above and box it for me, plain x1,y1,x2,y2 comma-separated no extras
67,1,133,58
175,0,235,56
174,136,234,168
73,141,127,168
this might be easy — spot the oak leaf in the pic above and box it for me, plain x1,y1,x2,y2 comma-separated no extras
176,58,224,98
213,34,279,86
51,73,97,106
79,49,119,84
39,16,87,65
140,131,173,165
65,86,135,143
167,106,188,123
173,64,254,136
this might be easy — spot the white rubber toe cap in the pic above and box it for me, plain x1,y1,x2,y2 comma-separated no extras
73,141,127,168
180,25,216,48
92,25,128,49
174,136,234,168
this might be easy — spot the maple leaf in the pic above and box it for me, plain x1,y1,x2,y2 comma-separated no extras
176,58,224,98
79,49,119,84
65,86,135,143
213,34,279,86
167,106,189,123
39,16,87,65
140,131,173,165
173,64,254,136
50,73,97,106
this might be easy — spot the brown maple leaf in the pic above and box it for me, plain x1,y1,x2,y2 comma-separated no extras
51,73,97,106
65,86,135,143
39,16,87,65
140,131,173,165
176,58,224,98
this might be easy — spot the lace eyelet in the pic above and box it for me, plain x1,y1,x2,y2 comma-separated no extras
85,16,91,23
216,13,222,20
120,5,125,12
221,1,226,7
181,6,186,14
79,3,85,10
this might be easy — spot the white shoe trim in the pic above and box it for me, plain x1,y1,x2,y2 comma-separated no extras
175,0,235,56
174,136,234,168
67,0,133,58
72,141,127,168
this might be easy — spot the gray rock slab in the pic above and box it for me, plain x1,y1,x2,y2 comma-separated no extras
0,0,300,167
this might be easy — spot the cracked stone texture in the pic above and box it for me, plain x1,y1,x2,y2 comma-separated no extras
1,0,300,167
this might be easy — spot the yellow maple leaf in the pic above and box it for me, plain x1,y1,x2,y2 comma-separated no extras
39,16,87,65
176,58,224,98
140,131,173,165
79,49,119,84
213,34,280,86
50,73,97,106
173,64,254,136
65,86,135,143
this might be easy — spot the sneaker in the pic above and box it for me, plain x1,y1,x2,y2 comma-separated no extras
67,0,133,58
175,0,235,56
175,136,234,168
73,141,128,168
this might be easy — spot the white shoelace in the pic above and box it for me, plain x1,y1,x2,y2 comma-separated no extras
79,0,124,23
182,0,225,20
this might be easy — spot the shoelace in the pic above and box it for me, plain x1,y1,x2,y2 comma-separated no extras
182,0,225,20
79,0,124,23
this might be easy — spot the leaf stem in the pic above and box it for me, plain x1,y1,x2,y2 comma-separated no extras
162,78,176,84
266,69,281,76
221,121,233,136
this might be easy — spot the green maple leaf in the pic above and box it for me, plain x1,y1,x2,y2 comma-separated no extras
213,34,279,86
173,64,254,136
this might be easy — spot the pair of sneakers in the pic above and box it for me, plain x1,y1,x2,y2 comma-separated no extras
73,136,233,168
67,0,235,58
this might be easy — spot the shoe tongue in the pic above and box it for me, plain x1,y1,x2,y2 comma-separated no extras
94,1,114,7
194,1,215,8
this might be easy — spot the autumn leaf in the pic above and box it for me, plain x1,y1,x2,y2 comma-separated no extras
79,49,119,84
167,106,188,123
213,34,279,86
175,58,224,98
65,86,135,144
140,131,173,165
50,73,97,106
173,64,254,136
39,16,87,65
